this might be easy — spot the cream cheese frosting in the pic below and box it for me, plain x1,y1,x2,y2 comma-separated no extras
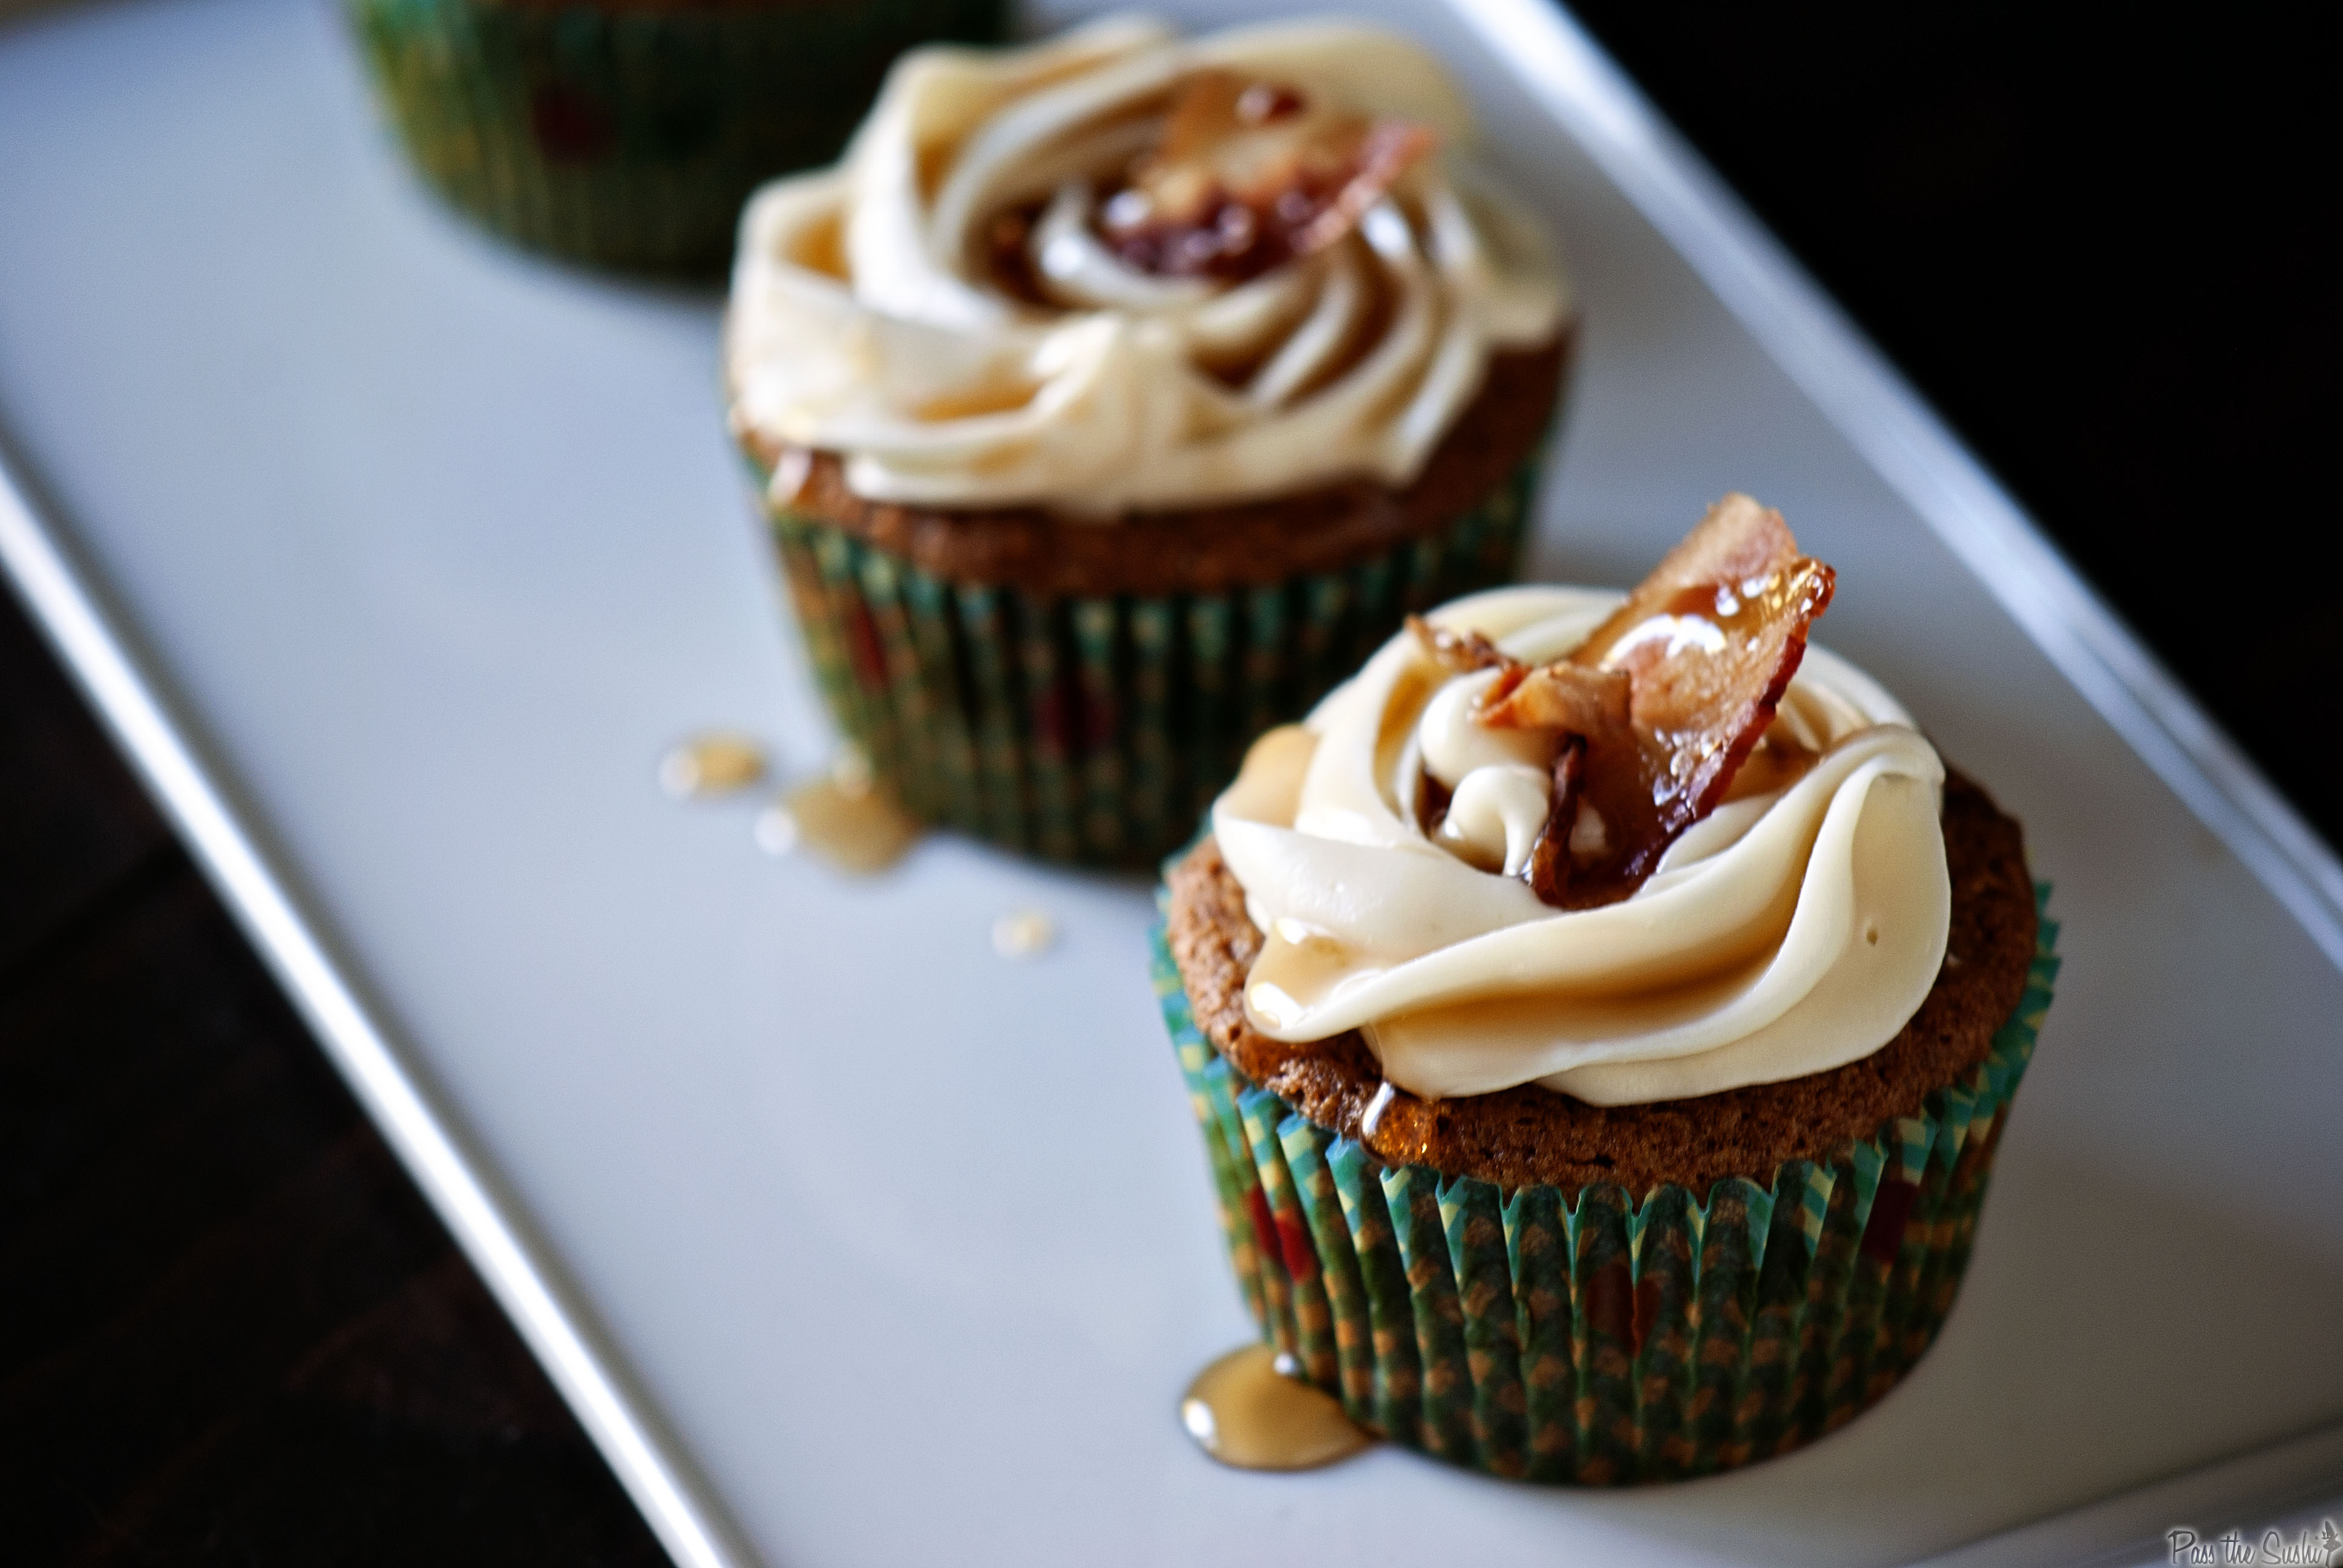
1212,586,1951,1106
723,16,1570,516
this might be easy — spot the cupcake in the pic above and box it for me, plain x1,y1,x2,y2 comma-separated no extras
724,18,1575,864
342,0,1007,272
1156,494,2056,1481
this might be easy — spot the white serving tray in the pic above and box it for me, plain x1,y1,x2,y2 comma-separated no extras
4,0,2341,1563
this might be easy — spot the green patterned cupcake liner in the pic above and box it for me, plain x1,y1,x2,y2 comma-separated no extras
1152,886,2059,1483
342,0,1007,273
759,459,1541,866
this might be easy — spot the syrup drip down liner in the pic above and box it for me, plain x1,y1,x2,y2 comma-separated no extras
1151,889,2060,1482
760,460,1541,866
342,0,1006,273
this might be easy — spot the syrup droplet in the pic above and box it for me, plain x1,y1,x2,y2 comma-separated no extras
754,746,921,874
992,910,1055,959
1179,1345,1374,1472
1360,1081,1395,1140
658,733,767,799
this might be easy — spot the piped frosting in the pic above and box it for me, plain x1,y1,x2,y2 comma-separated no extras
724,18,1568,515
1213,586,1951,1105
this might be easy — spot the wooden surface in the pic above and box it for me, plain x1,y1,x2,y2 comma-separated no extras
0,2,2327,1561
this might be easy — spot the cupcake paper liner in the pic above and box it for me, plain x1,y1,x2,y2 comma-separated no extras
761,457,1542,866
1152,886,2060,1483
342,0,1006,272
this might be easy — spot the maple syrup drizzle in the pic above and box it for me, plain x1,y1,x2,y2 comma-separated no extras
752,748,922,874
1179,1345,1374,1472
658,733,767,799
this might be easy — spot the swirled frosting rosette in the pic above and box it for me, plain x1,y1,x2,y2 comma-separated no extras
722,19,1577,864
1215,543,1951,1105
726,15,1569,514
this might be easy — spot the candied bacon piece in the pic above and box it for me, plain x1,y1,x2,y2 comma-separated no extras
1485,493,1837,908
1407,615,1632,742
1280,119,1434,254
1478,659,1629,739
985,201,1051,307
1579,491,1836,816
1407,613,1527,708
1407,614,1512,672
1522,735,1586,907
1098,70,1437,283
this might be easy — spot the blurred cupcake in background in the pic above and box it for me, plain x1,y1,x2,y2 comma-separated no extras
343,0,1008,272
725,17,1576,864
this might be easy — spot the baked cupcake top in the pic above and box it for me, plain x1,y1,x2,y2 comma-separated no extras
724,16,1570,515
1211,495,1953,1106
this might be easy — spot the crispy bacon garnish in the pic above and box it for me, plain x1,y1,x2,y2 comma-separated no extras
1484,494,1837,908
985,201,1050,307
1522,734,1585,908
1479,659,1630,739
1098,70,1437,283
1408,613,1528,709
1407,614,1511,671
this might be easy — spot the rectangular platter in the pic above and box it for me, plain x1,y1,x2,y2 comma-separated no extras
5,0,2341,1562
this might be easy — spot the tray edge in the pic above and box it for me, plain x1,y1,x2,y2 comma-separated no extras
0,455,756,1568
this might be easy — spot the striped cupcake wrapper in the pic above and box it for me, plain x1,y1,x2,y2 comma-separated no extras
1152,887,2061,1483
341,0,1007,273
762,458,1542,866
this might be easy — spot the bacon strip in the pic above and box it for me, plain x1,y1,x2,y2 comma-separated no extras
1484,494,1837,908
1408,615,1511,672
1478,659,1628,740
1099,71,1437,283
1522,735,1585,909
1408,613,1529,710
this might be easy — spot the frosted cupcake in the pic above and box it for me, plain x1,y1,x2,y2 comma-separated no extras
1156,495,2056,1480
343,0,1006,272
726,18,1575,864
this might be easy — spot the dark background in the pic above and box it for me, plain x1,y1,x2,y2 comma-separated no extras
1566,0,2334,848
1,3,2328,1560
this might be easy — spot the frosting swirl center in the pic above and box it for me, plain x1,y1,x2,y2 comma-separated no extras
1213,586,1951,1106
